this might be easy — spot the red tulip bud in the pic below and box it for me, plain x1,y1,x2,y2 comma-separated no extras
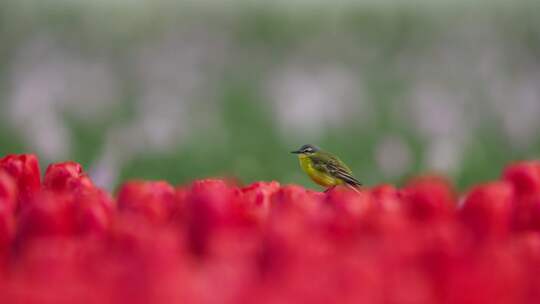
402,176,456,221
0,170,17,214
460,181,514,240
0,154,41,209
503,161,540,198
117,180,177,224
44,161,94,193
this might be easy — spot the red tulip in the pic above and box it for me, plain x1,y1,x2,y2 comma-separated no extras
261,186,325,270
1,151,540,304
44,161,94,193
325,187,373,217
0,207,15,247
185,179,240,224
240,181,281,223
442,247,524,304
0,177,16,270
401,176,456,222
371,184,403,213
460,181,515,240
0,154,41,209
73,189,113,236
117,180,177,223
511,194,540,232
513,233,540,303
184,179,239,256
269,185,322,216
323,187,374,237
242,181,280,207
15,191,75,245
105,217,185,304
503,161,540,198
0,170,17,214
0,171,16,250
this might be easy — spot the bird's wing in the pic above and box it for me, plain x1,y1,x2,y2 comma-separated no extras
311,153,362,186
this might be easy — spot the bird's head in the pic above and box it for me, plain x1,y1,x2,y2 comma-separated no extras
291,144,320,155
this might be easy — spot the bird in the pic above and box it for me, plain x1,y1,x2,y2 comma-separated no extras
291,144,362,193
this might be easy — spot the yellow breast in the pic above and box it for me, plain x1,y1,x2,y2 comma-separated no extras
298,154,343,187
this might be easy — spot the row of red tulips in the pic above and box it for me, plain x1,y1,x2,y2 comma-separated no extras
1,154,540,303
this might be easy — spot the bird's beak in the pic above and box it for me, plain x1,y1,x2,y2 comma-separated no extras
290,150,302,154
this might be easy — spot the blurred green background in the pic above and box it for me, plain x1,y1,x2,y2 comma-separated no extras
0,1,539,191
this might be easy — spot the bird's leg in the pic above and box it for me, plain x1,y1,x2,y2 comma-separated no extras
324,186,335,193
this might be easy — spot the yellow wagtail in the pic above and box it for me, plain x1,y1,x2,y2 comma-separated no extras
291,144,362,193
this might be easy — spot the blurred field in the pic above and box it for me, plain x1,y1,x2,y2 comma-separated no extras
0,0,539,190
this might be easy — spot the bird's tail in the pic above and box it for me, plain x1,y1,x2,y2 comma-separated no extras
336,171,362,188
345,183,362,194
